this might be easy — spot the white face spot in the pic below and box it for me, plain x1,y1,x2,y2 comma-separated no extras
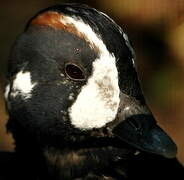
63,16,120,130
11,71,37,99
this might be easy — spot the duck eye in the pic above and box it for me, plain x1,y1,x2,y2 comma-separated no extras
65,63,85,81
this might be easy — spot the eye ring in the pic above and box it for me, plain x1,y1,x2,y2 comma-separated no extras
64,63,86,81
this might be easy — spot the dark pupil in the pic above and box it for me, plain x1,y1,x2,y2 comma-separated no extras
65,64,85,80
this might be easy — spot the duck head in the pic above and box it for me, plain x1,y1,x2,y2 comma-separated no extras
5,4,177,159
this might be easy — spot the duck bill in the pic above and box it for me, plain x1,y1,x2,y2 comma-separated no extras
112,93,177,158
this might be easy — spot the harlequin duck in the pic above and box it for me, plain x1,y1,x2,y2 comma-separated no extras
4,3,178,180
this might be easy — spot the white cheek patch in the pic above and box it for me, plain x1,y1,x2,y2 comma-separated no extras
10,71,37,100
69,56,120,130
64,16,120,130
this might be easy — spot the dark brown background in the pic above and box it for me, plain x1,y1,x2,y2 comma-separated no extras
0,0,184,164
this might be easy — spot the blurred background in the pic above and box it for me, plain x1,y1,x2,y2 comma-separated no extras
0,0,184,164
